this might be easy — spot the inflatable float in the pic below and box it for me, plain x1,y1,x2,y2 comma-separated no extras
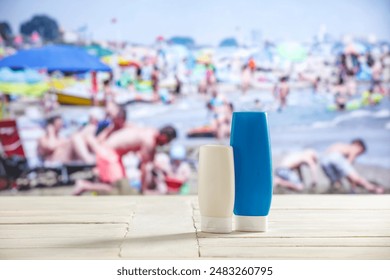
187,125,215,138
328,92,384,111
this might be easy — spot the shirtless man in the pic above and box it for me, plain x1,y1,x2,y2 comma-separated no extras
37,115,74,164
320,139,384,193
72,125,177,195
274,149,318,191
273,76,290,111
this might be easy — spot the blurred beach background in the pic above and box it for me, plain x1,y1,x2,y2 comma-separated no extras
0,0,389,196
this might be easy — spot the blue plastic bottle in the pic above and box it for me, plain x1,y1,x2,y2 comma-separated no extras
230,112,272,231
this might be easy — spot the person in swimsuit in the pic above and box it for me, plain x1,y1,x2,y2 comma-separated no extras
102,79,115,104
274,149,319,191
151,65,160,96
37,115,75,164
273,76,290,111
70,107,105,164
211,102,234,139
67,103,129,165
332,75,349,111
241,64,251,94
72,124,177,195
320,139,384,193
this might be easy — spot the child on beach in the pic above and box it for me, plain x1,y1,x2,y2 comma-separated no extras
274,149,319,191
320,139,384,194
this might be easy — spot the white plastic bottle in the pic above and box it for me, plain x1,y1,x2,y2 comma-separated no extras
198,145,235,233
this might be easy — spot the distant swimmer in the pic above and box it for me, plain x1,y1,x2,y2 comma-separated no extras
320,139,384,194
273,76,290,112
331,76,349,111
241,64,251,94
274,149,319,191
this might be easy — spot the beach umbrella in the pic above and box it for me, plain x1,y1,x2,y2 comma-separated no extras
85,45,114,58
277,42,307,62
0,45,112,73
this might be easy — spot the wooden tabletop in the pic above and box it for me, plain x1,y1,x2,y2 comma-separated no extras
0,195,389,259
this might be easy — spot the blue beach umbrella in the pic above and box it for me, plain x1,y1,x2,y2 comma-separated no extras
0,45,111,73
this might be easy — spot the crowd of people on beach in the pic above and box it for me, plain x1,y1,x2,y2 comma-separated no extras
1,37,390,195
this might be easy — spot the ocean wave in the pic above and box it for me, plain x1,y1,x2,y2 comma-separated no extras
130,106,169,119
312,109,390,128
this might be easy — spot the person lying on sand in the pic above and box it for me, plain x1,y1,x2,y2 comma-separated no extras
320,139,384,194
274,149,319,191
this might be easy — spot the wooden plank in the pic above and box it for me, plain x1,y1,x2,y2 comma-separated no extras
0,236,123,249
194,210,390,221
0,224,127,239
120,198,199,258
0,214,132,224
0,237,125,249
0,248,121,260
15,198,127,211
199,237,390,247
195,224,390,238
200,246,390,259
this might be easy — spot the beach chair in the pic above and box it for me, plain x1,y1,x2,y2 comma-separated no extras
0,119,27,189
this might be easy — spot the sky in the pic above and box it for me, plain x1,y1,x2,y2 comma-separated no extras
1,0,390,45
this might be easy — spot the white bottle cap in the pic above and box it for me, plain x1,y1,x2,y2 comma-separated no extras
235,215,268,232
201,216,232,233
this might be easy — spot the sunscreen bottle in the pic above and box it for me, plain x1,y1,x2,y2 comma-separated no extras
198,145,235,233
230,112,272,232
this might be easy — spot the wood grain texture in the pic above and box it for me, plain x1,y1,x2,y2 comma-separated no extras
0,195,389,259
